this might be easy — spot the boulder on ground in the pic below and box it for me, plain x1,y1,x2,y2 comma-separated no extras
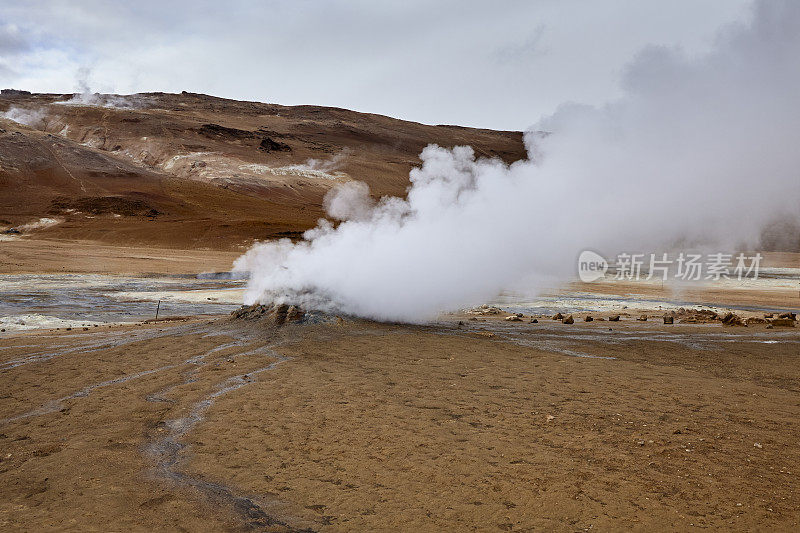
746,317,767,325
608,315,620,322
530,318,538,323
770,318,796,327
663,316,674,324
678,309,720,324
562,315,574,324
505,315,522,322
778,312,797,321
553,312,564,320
584,316,594,322
468,304,503,316
721,312,746,326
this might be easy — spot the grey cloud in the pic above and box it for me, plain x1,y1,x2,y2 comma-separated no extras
0,0,753,129
0,22,29,55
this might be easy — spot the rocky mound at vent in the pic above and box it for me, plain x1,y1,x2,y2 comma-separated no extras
231,303,306,326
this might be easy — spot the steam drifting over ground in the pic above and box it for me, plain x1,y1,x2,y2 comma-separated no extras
1,90,144,130
0,106,46,127
237,0,800,322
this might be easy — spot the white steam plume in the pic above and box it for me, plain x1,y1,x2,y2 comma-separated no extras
53,68,145,109
0,106,46,127
301,148,352,172
235,0,800,322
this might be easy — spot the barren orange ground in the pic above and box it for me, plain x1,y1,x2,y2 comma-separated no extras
1,313,799,531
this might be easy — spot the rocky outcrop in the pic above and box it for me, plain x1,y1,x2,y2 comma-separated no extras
197,123,292,153
1,89,32,97
721,312,746,326
258,137,292,152
197,123,256,140
231,303,306,326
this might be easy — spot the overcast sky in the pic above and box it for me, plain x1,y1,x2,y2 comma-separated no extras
0,0,752,130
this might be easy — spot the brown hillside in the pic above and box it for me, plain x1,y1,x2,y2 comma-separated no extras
0,91,526,250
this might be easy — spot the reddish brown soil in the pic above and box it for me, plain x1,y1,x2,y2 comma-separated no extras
0,92,525,249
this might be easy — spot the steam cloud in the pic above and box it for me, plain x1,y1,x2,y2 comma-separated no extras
1,106,46,127
236,0,800,322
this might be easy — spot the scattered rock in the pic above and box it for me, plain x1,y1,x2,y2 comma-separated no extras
562,315,574,324
546,415,555,422
468,304,503,316
754,442,763,449
721,312,746,327
637,315,648,321
608,315,620,322
778,312,797,321
584,316,594,322
552,313,564,320
663,315,674,325
504,315,522,322
769,318,796,327
529,318,538,323
746,317,766,325
764,313,774,319
678,309,719,324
